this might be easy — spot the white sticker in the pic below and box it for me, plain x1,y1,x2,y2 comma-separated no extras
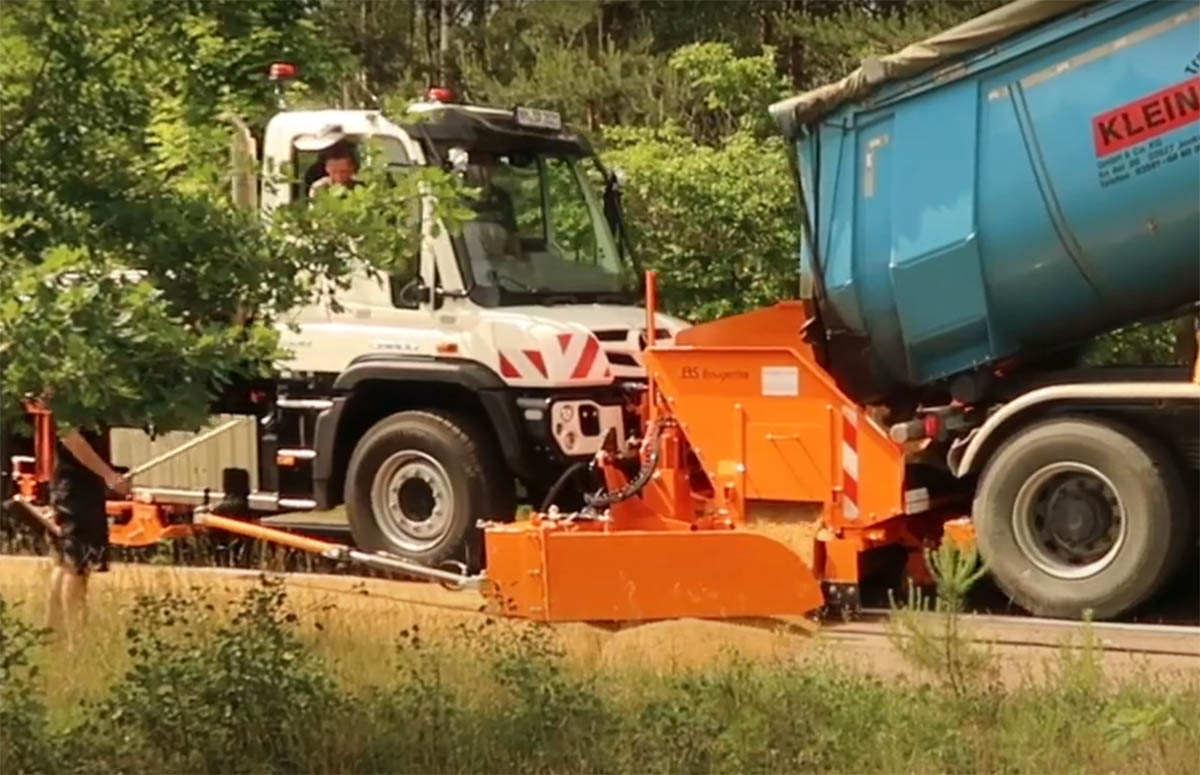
761,366,799,396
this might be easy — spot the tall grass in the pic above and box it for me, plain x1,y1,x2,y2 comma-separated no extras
2,577,1198,775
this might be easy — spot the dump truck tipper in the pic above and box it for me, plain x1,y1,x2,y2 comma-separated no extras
468,0,1198,622
770,0,1199,405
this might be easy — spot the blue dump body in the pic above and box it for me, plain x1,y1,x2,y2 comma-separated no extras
790,0,1200,403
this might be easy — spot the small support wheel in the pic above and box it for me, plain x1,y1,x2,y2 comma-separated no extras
821,582,862,621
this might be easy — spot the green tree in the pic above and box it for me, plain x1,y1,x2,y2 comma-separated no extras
605,125,797,321
0,0,457,433
772,0,1002,89
456,1,680,132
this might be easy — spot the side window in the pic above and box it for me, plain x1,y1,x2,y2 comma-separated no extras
545,157,597,263
289,134,424,307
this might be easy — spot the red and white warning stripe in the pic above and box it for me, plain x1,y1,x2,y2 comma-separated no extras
497,333,610,382
557,333,600,379
841,406,859,520
499,349,548,379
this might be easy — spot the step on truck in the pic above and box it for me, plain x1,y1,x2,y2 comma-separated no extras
82,85,686,567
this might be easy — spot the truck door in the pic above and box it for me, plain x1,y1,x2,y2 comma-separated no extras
301,134,447,362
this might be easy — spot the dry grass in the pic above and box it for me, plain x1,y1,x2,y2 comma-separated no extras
5,554,1196,708
2,556,820,709
4,555,1200,774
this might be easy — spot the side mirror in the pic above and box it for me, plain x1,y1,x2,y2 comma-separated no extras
413,279,449,307
603,172,626,257
393,276,432,308
448,147,469,175
419,282,437,305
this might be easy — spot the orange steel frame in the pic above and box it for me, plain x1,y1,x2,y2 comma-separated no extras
482,272,964,621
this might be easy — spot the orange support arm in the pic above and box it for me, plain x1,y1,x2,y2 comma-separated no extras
197,512,341,556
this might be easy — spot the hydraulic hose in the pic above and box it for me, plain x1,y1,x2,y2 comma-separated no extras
538,460,591,513
584,419,670,508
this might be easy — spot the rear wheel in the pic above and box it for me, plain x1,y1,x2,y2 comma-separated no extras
344,410,514,570
973,416,1188,620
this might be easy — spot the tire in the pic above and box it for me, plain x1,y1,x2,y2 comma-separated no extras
973,415,1188,620
344,410,515,570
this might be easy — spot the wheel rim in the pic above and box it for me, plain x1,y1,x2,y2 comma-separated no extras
369,450,455,553
1012,461,1127,580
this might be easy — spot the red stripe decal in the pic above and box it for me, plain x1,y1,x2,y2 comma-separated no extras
523,349,548,378
498,353,521,379
843,415,857,448
570,336,599,379
557,333,572,353
843,473,858,504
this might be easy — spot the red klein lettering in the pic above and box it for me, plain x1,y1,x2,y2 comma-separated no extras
1092,76,1200,156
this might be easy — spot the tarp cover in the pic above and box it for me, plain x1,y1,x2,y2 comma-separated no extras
769,0,1093,136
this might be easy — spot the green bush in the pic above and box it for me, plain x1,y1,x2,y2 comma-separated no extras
3,585,1198,774
69,582,340,773
0,599,54,774
604,126,798,322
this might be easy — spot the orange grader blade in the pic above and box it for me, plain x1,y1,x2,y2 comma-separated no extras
482,519,825,622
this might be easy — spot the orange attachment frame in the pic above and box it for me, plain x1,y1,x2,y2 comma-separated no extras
107,501,196,546
484,518,824,621
481,280,946,620
481,276,897,622
647,303,907,531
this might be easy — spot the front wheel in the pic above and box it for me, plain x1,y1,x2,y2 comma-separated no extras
344,410,514,570
973,416,1188,620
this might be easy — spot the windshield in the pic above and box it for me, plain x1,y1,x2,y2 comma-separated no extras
454,150,636,305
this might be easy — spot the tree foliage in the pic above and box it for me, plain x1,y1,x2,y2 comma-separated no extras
0,0,456,433
2,0,1181,436
605,124,797,321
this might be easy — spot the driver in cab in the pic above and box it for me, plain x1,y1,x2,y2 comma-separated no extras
460,150,523,261
296,126,361,196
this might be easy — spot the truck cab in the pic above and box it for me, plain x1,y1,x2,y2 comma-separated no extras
112,92,688,567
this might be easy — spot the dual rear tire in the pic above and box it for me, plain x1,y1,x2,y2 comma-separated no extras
973,416,1192,620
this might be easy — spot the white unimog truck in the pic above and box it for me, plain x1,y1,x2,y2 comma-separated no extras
109,84,687,568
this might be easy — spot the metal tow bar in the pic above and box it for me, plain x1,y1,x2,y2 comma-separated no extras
194,512,482,591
